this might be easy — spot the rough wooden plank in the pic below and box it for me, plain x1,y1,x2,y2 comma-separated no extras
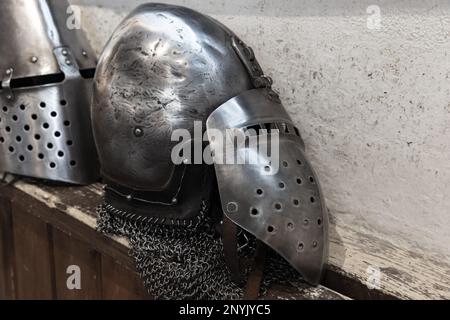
0,195,15,299
6,177,450,299
264,283,348,300
52,228,102,299
101,254,150,300
325,220,450,299
11,203,55,299
6,182,133,270
11,181,348,300
10,180,347,299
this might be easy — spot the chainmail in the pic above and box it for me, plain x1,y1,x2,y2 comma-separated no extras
97,201,303,300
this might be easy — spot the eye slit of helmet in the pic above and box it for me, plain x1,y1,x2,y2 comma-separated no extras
7,73,65,89
79,68,95,79
245,124,262,136
276,122,292,134
263,123,275,133
0,68,95,90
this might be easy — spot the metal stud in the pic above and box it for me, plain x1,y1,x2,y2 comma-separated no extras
134,127,144,137
30,56,38,63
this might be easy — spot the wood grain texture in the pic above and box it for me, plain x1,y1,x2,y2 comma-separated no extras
0,195,15,299
7,181,352,299
325,218,450,299
11,203,54,299
11,181,347,299
52,228,102,299
4,179,449,299
101,255,150,300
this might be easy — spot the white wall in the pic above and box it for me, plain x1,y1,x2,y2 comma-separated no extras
74,0,450,265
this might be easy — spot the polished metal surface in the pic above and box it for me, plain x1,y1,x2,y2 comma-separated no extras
207,88,329,285
0,0,96,80
92,3,253,191
0,1,98,184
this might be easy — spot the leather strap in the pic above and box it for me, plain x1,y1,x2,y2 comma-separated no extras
222,216,244,284
243,242,266,300
222,217,267,299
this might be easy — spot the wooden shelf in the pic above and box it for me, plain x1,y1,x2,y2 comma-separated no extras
0,180,347,300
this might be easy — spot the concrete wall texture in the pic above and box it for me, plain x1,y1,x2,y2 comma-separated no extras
75,0,450,263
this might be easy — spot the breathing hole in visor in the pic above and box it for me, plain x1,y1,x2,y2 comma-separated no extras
250,207,259,216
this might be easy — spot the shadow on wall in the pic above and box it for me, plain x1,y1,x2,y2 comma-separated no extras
72,0,450,17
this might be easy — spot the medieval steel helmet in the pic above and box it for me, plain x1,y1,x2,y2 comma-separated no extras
0,0,99,184
93,3,328,298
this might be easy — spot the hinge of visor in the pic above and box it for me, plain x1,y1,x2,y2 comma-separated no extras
231,37,280,102
231,36,273,89
54,47,81,79
1,68,14,101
